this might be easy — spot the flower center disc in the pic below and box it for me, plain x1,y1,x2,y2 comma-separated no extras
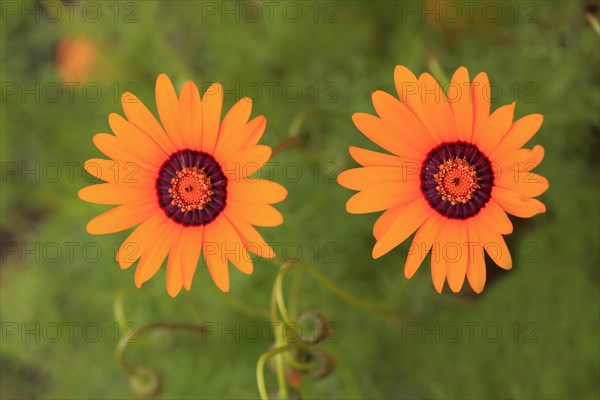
434,158,480,206
420,141,494,219
156,150,227,226
170,167,214,212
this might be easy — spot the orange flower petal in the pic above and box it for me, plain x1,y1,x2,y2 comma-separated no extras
78,183,154,205
224,145,272,181
477,102,515,155
203,222,230,292
348,146,409,167
418,72,457,142
166,227,185,297
394,65,431,128
93,134,158,172
404,213,443,279
447,66,473,141
493,145,545,172
478,199,513,235
212,215,253,275
121,92,177,154
492,186,546,218
201,83,223,154
81,73,285,295
84,158,155,185
337,166,419,191
431,258,446,292
227,202,283,227
496,170,549,198
134,222,175,288
473,216,512,270
352,113,420,159
226,214,275,259
228,179,287,204
372,199,433,258
156,73,185,148
492,114,544,156
178,81,203,150
181,226,203,291
109,112,167,164
371,90,436,152
240,116,267,148
216,115,267,161
86,200,157,234
116,212,169,269
466,218,486,293
216,97,253,152
445,221,468,293
430,222,450,293
372,207,399,241
346,182,421,215
470,72,491,143
373,199,429,241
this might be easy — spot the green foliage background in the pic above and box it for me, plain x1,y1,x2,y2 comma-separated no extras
1,0,599,399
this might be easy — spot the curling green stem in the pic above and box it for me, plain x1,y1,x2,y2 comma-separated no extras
199,277,270,319
269,264,291,398
272,136,300,157
289,268,304,321
300,260,395,315
256,345,293,400
219,292,271,319
116,323,206,378
283,351,313,371
274,263,294,324
275,335,288,398
113,291,127,331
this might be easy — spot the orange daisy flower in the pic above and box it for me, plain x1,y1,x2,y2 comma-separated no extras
338,66,548,294
79,74,287,297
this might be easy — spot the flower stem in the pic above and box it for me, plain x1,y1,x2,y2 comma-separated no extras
289,268,304,321
273,258,398,317
284,351,313,371
256,345,293,400
270,263,292,398
116,323,206,377
585,12,600,35
272,136,300,157
200,277,270,319
272,107,348,157
274,263,294,324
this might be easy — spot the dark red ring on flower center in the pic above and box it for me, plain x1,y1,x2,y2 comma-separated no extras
156,150,227,226
420,141,494,219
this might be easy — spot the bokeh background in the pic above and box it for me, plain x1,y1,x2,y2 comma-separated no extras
1,0,599,399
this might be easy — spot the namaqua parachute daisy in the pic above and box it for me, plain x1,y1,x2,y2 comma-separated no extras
338,66,548,293
79,74,287,296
